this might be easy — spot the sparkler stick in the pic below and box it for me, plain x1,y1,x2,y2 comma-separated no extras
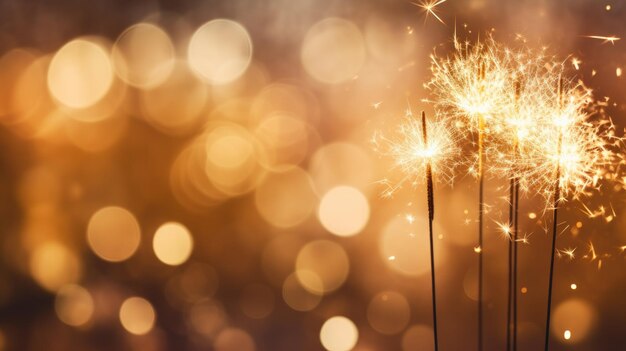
477,60,486,351
421,111,439,351
508,80,521,351
374,107,459,351
544,76,564,351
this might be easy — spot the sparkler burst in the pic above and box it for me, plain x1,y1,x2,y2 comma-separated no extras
373,109,460,196
427,34,625,203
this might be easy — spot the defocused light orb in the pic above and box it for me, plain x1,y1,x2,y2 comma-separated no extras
255,113,310,171
188,19,252,84
214,328,256,351
301,18,366,84
204,124,265,196
552,298,596,343
189,299,228,338
139,61,208,135
402,325,434,350
318,186,369,237
367,291,410,335
239,284,275,319
309,143,373,193
48,39,113,108
112,23,175,89
119,297,156,335
295,240,349,294
55,284,94,327
30,242,82,292
153,222,193,266
282,273,322,312
380,216,447,276
250,83,318,125
0,49,39,120
87,206,141,262
255,167,317,228
320,316,359,351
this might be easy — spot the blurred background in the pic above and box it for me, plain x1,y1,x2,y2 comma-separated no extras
0,0,624,350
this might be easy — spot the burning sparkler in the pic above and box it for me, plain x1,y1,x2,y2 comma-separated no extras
375,109,460,351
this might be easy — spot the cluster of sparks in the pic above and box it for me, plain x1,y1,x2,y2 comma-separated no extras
373,108,460,197
377,35,626,263
423,35,624,204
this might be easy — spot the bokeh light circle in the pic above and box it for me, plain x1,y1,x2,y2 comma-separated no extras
552,298,596,343
112,23,175,89
214,328,256,351
30,242,82,292
379,215,447,276
320,316,359,351
301,18,366,84
188,19,252,84
318,186,369,236
153,222,194,266
402,324,434,350
282,273,322,312
48,39,114,108
255,167,317,228
119,296,156,335
366,291,410,335
87,206,141,262
55,284,94,327
295,240,349,294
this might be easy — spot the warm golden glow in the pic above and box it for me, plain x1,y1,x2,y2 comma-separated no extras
318,186,370,236
87,206,141,262
295,240,349,294
301,18,365,84
119,297,156,335
112,23,175,89
48,39,114,108
153,222,194,266
319,316,359,351
188,19,252,84
55,284,94,327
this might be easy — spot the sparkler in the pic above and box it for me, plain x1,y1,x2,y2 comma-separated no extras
427,34,624,351
426,37,510,351
375,109,460,351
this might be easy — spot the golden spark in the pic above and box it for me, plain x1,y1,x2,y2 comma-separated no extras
584,35,621,45
412,0,447,25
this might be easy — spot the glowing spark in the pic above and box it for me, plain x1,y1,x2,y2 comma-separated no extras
474,246,482,253
496,221,512,240
372,101,383,109
388,255,396,261
560,247,576,259
405,214,416,223
516,233,531,244
570,283,577,290
571,57,581,70
373,108,460,196
588,241,597,261
564,330,571,340
584,35,621,44
528,212,537,219
413,0,447,25
617,67,622,77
